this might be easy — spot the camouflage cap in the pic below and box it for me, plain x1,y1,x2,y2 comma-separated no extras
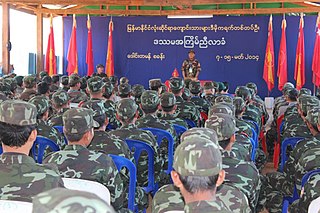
119,77,129,85
283,82,294,91
203,81,215,90
81,100,107,117
118,83,132,96
233,97,246,114
69,73,81,85
298,95,320,115
61,76,69,86
32,188,115,213
3,78,17,92
39,71,48,79
181,127,219,148
0,82,12,96
117,98,138,120
182,88,191,101
173,137,222,176
299,88,312,97
52,90,69,106
209,103,234,117
217,82,226,91
149,79,162,89
103,82,114,97
87,76,103,93
63,108,99,135
0,100,37,126
169,77,184,91
23,75,36,88
141,90,160,110
29,96,50,116
305,107,320,126
214,95,233,104
189,81,201,94
109,76,118,85
0,92,8,103
160,92,176,108
132,84,145,98
96,64,104,69
205,113,239,141
246,82,258,94
235,86,251,101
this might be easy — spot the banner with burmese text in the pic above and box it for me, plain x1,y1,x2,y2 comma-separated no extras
63,16,318,97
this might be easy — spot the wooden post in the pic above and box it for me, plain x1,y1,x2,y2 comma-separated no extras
36,6,43,75
2,2,10,75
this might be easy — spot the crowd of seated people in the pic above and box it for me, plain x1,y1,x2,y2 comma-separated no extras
0,70,318,213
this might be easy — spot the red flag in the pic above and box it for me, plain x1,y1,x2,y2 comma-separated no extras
67,14,78,75
45,14,56,76
294,14,305,90
105,19,114,77
277,17,288,91
86,15,94,76
172,68,179,77
312,13,320,87
263,15,275,92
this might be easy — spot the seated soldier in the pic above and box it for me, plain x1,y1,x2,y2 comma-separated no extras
109,98,164,186
36,82,50,98
132,84,145,118
60,76,69,91
119,77,129,85
205,113,261,211
278,88,298,117
67,74,88,103
246,82,269,123
189,80,210,114
29,96,64,149
0,100,63,201
202,81,216,106
159,92,188,129
20,76,37,101
48,90,70,127
32,188,116,213
43,108,148,211
50,74,60,92
149,79,162,95
152,128,250,213
118,83,132,100
170,132,232,212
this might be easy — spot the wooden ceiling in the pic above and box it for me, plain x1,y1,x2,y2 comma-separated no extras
4,0,320,16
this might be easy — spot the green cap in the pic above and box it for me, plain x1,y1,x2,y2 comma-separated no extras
103,82,114,97
173,137,222,176
233,97,246,114
39,71,48,79
117,98,138,120
205,113,239,141
299,88,312,97
132,84,145,98
298,95,320,115
189,81,201,94
215,95,233,104
246,82,258,94
119,77,129,85
305,107,320,126
160,92,176,108
52,90,69,106
182,88,191,101
29,96,50,116
81,100,107,117
87,76,103,93
169,77,184,91
0,82,12,96
181,127,219,148
23,75,36,88
141,90,160,110
118,83,132,96
0,100,37,126
69,73,81,85
235,86,251,101
32,188,115,213
63,108,99,135
209,103,234,117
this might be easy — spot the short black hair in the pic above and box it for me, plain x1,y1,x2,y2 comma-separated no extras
93,114,106,129
42,76,52,85
52,75,60,84
0,122,37,147
65,130,87,142
179,173,219,194
219,138,231,149
222,82,229,92
141,107,157,114
162,106,174,112
118,113,136,124
37,82,50,95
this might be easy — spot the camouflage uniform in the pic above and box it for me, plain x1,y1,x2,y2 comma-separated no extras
0,100,64,202
32,188,116,213
132,84,145,118
67,74,88,103
203,81,217,106
47,90,70,127
172,133,232,212
181,50,201,79
20,76,37,101
109,98,164,186
205,113,261,211
189,81,210,114
43,108,148,211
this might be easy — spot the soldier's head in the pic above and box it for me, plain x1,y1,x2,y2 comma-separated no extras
69,74,81,89
246,82,258,95
29,96,50,121
119,77,129,85
233,97,246,117
282,82,294,95
235,86,251,104
305,107,320,136
109,76,118,87
63,108,99,146
0,100,38,152
214,95,233,105
203,81,215,95
102,82,114,100
160,92,177,114
149,79,162,92
118,83,132,99
205,113,238,151
23,75,37,89
82,100,108,130
117,98,138,125
182,88,191,101
222,82,229,93
189,80,201,96
87,76,104,97
14,75,24,87
52,90,70,110
298,95,320,117
33,188,116,213
188,49,195,60
42,76,52,86
140,90,160,114
208,103,234,118
171,134,225,203
96,64,105,74
169,77,184,96
132,84,145,103
285,88,298,102
52,74,60,85
39,71,48,80
61,76,69,88
299,88,312,97
37,82,50,96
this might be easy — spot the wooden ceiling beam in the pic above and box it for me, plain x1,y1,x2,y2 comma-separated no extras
6,0,320,6
36,6,320,15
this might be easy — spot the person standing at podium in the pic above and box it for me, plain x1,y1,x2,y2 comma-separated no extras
181,49,201,85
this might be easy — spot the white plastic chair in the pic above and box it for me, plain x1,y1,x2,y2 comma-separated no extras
308,196,320,213
62,178,111,204
0,200,32,213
